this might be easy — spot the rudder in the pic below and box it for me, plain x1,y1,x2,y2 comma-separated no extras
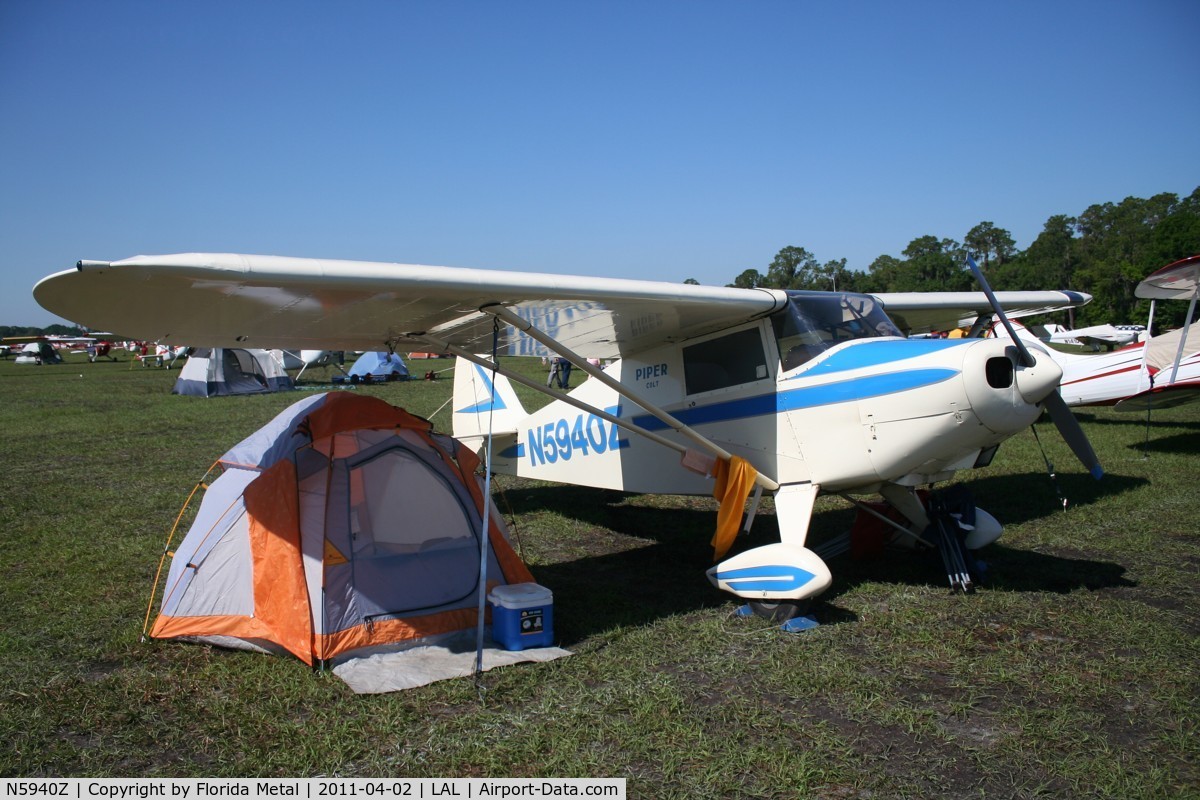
452,356,528,441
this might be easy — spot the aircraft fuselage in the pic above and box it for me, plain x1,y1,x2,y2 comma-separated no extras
486,291,1057,496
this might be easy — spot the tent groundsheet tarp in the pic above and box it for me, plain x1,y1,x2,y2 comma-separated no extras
331,630,571,693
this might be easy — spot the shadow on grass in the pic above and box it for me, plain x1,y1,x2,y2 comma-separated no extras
1124,430,1200,455
957,470,1147,526
534,542,730,645
501,485,730,644
502,480,1139,645
820,542,1135,603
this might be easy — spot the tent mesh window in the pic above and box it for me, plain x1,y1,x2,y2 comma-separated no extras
339,439,481,618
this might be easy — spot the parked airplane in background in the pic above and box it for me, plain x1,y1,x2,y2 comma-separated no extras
128,342,189,367
1037,323,1145,350
275,348,345,379
1009,255,1200,411
3,334,100,364
85,339,117,361
33,253,1100,624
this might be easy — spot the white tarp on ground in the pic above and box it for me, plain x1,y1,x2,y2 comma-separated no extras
331,630,571,693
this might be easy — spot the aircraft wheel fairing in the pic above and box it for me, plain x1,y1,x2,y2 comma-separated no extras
962,507,1003,550
707,543,832,602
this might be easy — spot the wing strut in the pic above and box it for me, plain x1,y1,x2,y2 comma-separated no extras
1166,288,1199,386
1135,300,1157,395
479,304,780,491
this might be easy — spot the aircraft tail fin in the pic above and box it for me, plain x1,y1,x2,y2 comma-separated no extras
451,356,528,441
1005,320,1043,344
1006,320,1093,365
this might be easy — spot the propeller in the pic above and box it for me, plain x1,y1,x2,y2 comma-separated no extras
966,255,1104,480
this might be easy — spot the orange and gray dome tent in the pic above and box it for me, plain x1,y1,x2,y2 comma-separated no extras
144,391,534,667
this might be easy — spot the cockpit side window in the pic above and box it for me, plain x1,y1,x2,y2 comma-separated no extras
773,291,903,371
682,327,769,395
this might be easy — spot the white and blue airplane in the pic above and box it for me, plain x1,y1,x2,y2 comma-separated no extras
1036,322,1145,351
33,253,1101,623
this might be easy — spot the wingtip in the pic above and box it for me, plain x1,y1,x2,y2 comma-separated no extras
1091,465,1105,480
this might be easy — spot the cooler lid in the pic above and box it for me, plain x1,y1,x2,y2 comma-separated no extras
488,582,553,606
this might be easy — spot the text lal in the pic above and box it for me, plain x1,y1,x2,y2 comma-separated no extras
477,785,588,796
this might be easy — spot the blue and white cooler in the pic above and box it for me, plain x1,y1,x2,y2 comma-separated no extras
488,583,554,650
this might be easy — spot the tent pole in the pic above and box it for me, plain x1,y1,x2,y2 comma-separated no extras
141,461,220,642
474,320,502,688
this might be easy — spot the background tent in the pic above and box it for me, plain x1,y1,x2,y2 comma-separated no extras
173,348,293,396
16,341,61,364
343,351,409,383
148,392,536,668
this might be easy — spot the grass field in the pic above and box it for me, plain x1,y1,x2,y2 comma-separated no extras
1,352,1196,798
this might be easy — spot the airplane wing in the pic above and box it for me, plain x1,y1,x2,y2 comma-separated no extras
34,253,789,360
2,335,95,345
1117,255,1200,410
1075,333,1129,348
1136,254,1200,300
1114,381,1200,412
874,290,1092,335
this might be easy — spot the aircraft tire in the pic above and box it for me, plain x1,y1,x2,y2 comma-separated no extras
748,600,810,622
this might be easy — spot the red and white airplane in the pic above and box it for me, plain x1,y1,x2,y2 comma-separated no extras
1009,255,1200,412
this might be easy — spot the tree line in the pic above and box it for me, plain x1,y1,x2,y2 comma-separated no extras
1,324,86,339
714,187,1200,329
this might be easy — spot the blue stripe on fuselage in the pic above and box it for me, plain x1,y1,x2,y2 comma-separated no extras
795,339,971,378
632,367,958,432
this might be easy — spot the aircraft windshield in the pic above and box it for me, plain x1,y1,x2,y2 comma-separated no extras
772,291,902,371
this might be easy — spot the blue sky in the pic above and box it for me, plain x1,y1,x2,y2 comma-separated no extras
3,1,1197,326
